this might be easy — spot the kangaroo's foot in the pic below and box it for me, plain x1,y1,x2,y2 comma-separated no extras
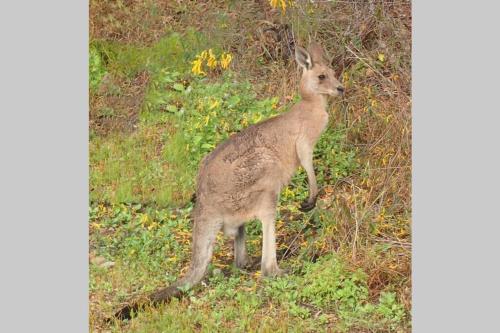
235,253,250,269
261,262,285,277
299,196,318,212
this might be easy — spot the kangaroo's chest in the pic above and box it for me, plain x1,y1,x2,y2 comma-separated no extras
304,110,329,145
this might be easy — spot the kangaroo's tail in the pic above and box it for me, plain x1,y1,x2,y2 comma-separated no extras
110,217,219,321
112,282,185,321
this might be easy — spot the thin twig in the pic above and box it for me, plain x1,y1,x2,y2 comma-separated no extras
373,236,412,249
280,211,315,261
351,182,360,261
345,45,411,103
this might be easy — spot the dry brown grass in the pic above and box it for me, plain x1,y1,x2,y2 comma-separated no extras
90,0,175,44
90,71,149,135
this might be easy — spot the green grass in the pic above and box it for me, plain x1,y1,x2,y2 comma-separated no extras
91,28,205,79
90,204,409,332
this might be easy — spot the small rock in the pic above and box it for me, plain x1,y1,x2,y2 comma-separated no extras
91,256,106,266
100,261,115,269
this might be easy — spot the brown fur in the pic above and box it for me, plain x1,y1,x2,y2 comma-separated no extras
113,42,344,320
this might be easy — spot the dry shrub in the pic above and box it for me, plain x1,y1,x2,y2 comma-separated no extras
89,0,176,44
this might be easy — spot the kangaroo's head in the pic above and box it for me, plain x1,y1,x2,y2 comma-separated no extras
295,42,344,99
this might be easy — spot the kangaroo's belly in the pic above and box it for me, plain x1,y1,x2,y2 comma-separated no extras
198,146,297,213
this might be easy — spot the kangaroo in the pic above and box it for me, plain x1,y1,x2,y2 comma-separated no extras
113,42,344,320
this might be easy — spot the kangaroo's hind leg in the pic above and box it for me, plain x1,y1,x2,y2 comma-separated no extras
234,225,250,268
256,191,284,277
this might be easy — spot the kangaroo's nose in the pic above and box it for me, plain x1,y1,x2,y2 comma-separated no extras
337,86,345,93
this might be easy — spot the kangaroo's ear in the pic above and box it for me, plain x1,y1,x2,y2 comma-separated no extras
295,46,313,70
307,42,326,65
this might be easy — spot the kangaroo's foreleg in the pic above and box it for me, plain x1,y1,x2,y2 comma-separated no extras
296,137,318,212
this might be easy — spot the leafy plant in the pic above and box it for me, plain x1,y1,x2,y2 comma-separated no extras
300,255,369,312
89,46,107,91
376,291,407,330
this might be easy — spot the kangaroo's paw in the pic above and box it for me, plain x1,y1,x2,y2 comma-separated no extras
299,197,317,212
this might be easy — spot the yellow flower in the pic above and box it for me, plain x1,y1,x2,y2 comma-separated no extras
342,72,349,88
283,187,294,199
219,52,233,69
207,49,218,69
269,0,289,14
191,58,205,75
253,113,262,123
139,213,149,227
209,99,220,110
280,0,287,13
147,222,159,231
91,222,101,230
241,116,248,127
199,50,208,61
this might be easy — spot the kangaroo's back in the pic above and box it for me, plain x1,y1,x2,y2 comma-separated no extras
195,110,301,210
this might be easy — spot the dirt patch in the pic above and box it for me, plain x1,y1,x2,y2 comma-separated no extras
89,71,149,136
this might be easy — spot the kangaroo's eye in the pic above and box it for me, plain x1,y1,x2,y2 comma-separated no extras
318,74,326,80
